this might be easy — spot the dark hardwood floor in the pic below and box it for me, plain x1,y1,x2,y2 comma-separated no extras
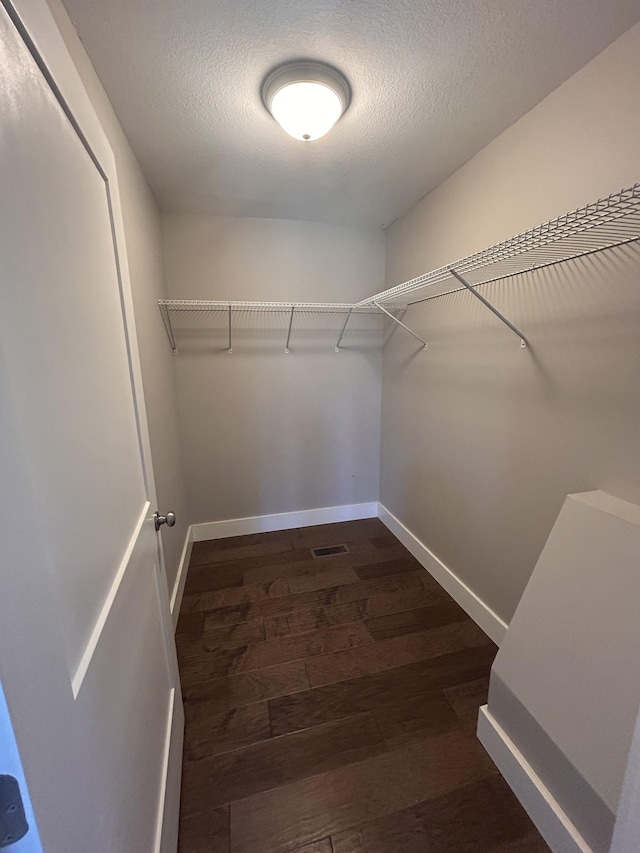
175,518,549,853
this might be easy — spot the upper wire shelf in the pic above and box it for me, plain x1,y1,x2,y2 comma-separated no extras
159,183,640,353
357,183,640,307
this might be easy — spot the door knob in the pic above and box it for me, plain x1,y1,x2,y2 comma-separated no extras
154,511,176,531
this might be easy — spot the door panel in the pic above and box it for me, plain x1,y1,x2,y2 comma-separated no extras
1,2,147,676
77,528,172,851
0,2,182,850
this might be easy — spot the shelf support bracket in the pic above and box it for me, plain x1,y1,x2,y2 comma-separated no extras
373,301,428,349
335,307,353,352
449,268,527,348
285,306,294,353
227,304,233,354
159,302,178,355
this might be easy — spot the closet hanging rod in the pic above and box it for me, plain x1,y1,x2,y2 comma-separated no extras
357,183,640,307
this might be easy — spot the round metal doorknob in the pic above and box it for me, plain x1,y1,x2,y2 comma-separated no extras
154,511,176,531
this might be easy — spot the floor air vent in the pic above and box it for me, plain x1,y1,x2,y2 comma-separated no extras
311,544,350,558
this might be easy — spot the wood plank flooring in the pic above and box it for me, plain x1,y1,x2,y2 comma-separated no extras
176,518,549,853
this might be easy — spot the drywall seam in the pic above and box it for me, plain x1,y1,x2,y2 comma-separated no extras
377,503,507,645
478,706,593,853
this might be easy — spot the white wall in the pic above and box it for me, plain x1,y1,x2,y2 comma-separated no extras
162,214,385,523
46,0,190,593
381,22,640,624
487,491,640,851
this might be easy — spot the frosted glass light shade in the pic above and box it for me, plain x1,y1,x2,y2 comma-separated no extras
262,62,350,142
271,82,342,141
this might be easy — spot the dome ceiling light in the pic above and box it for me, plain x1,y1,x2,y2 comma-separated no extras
261,61,351,142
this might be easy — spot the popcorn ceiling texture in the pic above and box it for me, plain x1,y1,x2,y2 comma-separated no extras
62,0,639,227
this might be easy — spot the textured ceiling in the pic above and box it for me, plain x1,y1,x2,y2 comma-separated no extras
61,0,639,228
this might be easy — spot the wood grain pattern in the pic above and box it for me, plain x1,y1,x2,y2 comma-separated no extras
175,519,548,853
184,564,246,595
491,837,553,852
229,729,496,853
242,544,409,585
182,659,310,708
364,598,469,640
290,841,333,853
354,555,422,580
184,701,271,761
305,620,492,688
181,578,291,615
200,571,428,629
181,713,386,813
331,775,547,853
291,519,388,548
192,529,294,556
287,565,360,594
181,621,373,682
279,585,443,638
190,536,295,567
175,610,205,637
178,618,267,658
444,676,491,732
177,805,229,853
191,548,317,588
264,614,293,639
202,619,267,651
270,644,497,737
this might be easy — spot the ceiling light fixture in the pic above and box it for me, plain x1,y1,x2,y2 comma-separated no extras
262,61,350,142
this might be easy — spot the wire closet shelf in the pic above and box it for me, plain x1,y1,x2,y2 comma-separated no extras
358,183,640,308
159,183,640,353
157,301,406,355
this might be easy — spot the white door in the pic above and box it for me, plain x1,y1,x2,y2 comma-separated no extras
0,1,183,851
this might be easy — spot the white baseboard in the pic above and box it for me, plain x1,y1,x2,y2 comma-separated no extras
191,502,378,543
170,527,193,630
377,503,507,646
177,503,505,646
477,706,593,853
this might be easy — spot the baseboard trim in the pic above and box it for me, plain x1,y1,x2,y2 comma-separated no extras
191,502,378,543
170,527,193,630
477,706,593,853
376,503,507,646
